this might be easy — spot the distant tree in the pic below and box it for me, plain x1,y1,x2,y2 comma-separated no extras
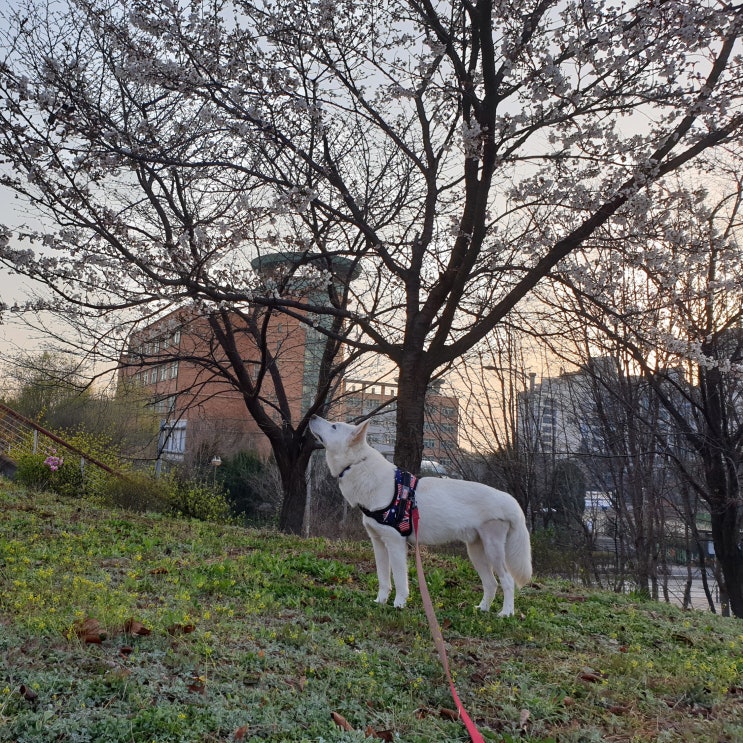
552,167,743,616
216,450,268,520
577,355,678,598
1,351,90,426
453,331,546,522
1,350,162,458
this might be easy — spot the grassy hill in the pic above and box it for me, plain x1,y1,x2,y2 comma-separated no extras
0,480,741,742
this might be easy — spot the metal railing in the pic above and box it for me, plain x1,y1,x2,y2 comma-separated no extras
0,401,124,479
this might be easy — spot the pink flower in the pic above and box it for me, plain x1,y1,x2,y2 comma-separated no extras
44,454,64,472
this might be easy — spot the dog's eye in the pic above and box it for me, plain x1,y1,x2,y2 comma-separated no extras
331,424,336,430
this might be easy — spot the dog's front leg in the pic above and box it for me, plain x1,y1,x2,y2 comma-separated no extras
385,534,409,608
366,526,392,605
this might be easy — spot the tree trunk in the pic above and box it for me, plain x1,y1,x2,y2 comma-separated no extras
393,358,430,473
269,431,314,535
709,502,743,618
699,360,743,618
274,439,313,535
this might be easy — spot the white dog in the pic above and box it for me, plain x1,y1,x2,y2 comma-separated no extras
309,416,532,616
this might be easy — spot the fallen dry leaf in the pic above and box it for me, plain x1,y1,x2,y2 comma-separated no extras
233,724,249,740
187,672,206,694
74,617,107,644
19,684,38,702
166,623,196,636
331,712,354,731
285,675,307,692
519,708,531,730
123,618,151,637
440,707,460,721
365,726,394,741
579,669,606,683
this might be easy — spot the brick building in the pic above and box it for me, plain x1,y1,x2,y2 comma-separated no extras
120,305,310,464
119,252,358,466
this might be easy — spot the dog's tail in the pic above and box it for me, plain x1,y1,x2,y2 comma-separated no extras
506,513,533,588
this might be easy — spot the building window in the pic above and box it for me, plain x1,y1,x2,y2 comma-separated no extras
170,361,179,379
542,398,557,429
154,396,177,415
423,438,436,449
160,365,168,381
441,407,455,417
160,421,186,457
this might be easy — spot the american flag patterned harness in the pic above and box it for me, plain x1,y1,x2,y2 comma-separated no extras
360,468,418,537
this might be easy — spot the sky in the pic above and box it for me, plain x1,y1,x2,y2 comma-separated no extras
0,178,48,358
0,0,44,358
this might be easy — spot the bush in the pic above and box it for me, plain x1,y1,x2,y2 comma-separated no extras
218,451,271,520
100,471,231,522
8,428,130,502
14,451,84,498
164,479,232,522
13,453,52,490
101,471,171,513
10,433,231,523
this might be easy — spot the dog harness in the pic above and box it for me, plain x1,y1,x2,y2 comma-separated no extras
360,468,418,537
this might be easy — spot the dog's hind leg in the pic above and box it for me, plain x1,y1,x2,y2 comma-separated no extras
478,520,516,617
466,536,499,612
366,528,392,605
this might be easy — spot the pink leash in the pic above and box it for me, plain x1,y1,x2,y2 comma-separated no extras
412,508,486,743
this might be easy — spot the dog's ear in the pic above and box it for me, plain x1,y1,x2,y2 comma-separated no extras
350,419,370,445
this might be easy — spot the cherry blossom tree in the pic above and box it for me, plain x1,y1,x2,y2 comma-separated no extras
0,0,365,533
1,0,742,483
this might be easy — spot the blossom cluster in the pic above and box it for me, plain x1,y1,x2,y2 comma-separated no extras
44,452,64,472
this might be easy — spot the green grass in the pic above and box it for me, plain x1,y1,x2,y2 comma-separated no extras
0,480,741,742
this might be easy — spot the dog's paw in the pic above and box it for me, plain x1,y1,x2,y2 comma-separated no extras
374,594,389,605
393,598,407,609
476,601,491,612
497,608,514,617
